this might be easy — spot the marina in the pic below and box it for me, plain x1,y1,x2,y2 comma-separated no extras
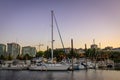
0,58,116,71
0,0,120,80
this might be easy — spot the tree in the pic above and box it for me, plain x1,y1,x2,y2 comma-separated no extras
54,50,66,62
16,54,23,60
0,55,5,60
67,50,80,59
23,54,32,60
44,49,66,61
0,55,4,60
44,49,51,58
85,48,99,60
110,51,120,63
36,51,44,57
8,54,13,60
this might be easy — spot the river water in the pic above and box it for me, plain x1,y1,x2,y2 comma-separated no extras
0,70,120,80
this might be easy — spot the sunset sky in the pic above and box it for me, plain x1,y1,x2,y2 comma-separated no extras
0,0,120,51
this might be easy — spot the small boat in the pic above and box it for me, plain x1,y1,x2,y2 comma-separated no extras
1,63,27,70
1,60,28,70
68,64,85,70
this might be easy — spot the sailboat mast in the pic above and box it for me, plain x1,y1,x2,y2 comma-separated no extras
51,10,54,62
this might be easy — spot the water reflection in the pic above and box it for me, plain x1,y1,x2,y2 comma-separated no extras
0,70,120,80
84,70,104,80
70,71,74,80
84,70,89,80
46,72,53,80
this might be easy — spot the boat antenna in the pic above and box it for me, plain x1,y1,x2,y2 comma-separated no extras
99,43,101,49
93,39,95,44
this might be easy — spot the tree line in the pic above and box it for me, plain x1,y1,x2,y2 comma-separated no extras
0,49,120,63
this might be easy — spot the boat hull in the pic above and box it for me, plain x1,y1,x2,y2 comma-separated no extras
29,63,70,71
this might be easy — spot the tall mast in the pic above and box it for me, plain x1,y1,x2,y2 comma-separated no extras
99,43,101,49
71,39,74,71
51,10,54,63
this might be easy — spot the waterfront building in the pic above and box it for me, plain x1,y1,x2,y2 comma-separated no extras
0,44,6,56
56,48,71,54
112,47,120,52
91,44,98,49
7,43,20,59
76,48,85,57
104,46,113,50
22,46,36,57
90,39,98,49
56,48,85,56
64,48,71,54
56,48,85,53
76,48,85,54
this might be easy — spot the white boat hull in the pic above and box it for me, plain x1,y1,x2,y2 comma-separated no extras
29,63,70,71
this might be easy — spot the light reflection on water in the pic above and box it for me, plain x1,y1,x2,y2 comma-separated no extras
0,70,120,80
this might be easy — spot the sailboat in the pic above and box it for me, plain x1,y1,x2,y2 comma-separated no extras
29,11,70,71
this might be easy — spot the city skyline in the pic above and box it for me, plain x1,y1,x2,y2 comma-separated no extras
0,0,120,50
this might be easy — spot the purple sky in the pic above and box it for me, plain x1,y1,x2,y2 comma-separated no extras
0,0,120,50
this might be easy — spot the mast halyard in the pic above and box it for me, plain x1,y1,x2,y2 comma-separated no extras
53,13,65,53
51,10,54,63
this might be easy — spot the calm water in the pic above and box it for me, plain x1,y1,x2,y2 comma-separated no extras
0,70,120,80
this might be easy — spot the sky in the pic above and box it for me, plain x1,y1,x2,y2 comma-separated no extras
0,0,120,51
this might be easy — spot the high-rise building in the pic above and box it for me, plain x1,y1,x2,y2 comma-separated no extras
22,46,36,57
7,43,20,59
0,44,6,56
